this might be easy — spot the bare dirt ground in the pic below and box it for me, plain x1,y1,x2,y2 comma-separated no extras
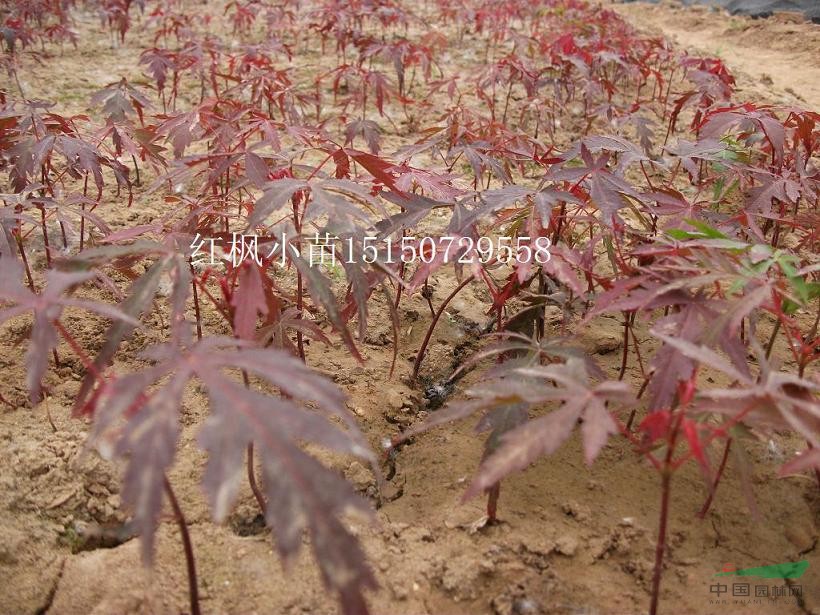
1,3,819,615
610,1,820,110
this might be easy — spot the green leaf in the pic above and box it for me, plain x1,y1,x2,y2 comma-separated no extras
683,218,729,239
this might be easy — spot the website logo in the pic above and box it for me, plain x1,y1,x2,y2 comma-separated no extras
715,561,809,580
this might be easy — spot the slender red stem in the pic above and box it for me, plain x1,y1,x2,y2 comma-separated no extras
240,369,267,516
14,231,35,291
163,476,201,615
189,261,202,341
698,438,732,519
247,442,267,515
486,483,500,523
412,274,475,380
618,311,629,380
649,412,683,615
54,320,96,377
649,468,672,615
39,206,52,269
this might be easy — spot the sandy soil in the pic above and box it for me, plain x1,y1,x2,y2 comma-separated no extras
610,1,820,111
1,2,819,615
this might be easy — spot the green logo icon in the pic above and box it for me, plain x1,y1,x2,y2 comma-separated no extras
715,561,809,579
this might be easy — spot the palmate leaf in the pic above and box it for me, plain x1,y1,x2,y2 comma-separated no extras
395,350,633,503
247,176,390,354
0,265,138,403
154,109,205,158
247,177,308,228
68,245,191,415
698,104,786,166
745,171,802,217
392,164,464,202
74,259,164,406
665,138,731,180
654,333,820,443
90,77,153,124
248,176,384,235
542,245,586,296
230,261,269,341
398,184,576,293
599,287,758,411
475,402,529,461
344,119,381,155
258,306,332,356
139,47,175,94
452,142,512,185
548,144,644,226
289,247,364,361
562,135,653,174
91,334,376,613
647,304,702,411
464,360,634,498
244,151,271,189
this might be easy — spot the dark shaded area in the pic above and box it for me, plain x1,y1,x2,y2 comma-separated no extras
230,512,267,536
620,0,820,23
